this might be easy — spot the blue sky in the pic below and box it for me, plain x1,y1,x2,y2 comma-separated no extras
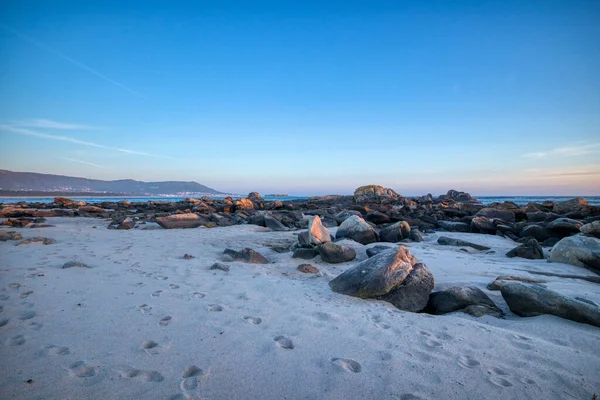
1,1,599,195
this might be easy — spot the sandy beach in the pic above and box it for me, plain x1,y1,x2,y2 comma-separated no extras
1,217,598,399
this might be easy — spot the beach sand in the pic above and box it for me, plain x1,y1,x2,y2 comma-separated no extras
1,217,599,399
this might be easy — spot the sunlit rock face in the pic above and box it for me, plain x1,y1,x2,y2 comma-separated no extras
353,185,400,203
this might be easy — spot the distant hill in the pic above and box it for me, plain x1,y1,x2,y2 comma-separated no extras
0,170,223,195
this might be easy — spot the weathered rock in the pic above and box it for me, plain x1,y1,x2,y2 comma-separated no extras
118,199,131,207
117,217,135,230
210,262,230,272
519,225,553,242
318,242,356,263
235,198,254,210
0,231,23,241
247,192,263,203
78,205,104,213
329,247,418,298
437,221,470,233
553,197,590,214
365,211,391,225
156,214,205,229
366,245,395,258
506,239,544,260
297,231,311,247
581,221,600,239
297,264,320,274
470,216,497,235
62,261,90,269
476,208,516,223
427,286,503,317
548,235,600,272
16,236,56,246
547,218,583,236
307,216,331,245
292,247,318,260
380,221,411,243
409,229,424,242
222,248,238,261
54,197,75,206
378,263,434,312
487,276,546,291
263,214,287,231
443,189,475,202
333,210,362,224
500,282,600,327
353,185,400,203
336,215,379,245
233,248,269,264
437,236,491,251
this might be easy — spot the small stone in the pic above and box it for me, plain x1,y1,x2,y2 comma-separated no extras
297,264,320,274
183,254,195,260
210,262,230,272
62,261,90,269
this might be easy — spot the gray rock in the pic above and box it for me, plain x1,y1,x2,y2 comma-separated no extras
409,229,424,242
500,282,600,327
318,242,356,264
366,245,395,258
297,231,311,247
580,220,600,239
233,248,269,264
437,236,491,251
437,221,470,232
470,217,497,234
547,218,583,236
117,217,135,230
156,214,206,229
353,185,400,203
210,262,230,272
16,237,56,246
506,239,544,259
333,210,362,224
307,215,331,245
62,261,90,269
519,225,553,242
292,247,318,260
329,247,418,298
378,263,434,312
427,286,503,317
365,211,390,225
264,214,288,231
487,276,546,291
548,235,600,272
476,208,516,223
380,221,411,243
552,197,590,214
336,215,379,245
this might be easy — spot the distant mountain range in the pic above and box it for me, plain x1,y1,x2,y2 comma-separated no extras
0,170,223,195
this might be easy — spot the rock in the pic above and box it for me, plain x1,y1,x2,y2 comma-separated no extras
437,221,470,232
297,264,320,274
409,229,424,242
53,197,75,206
506,239,544,260
0,231,23,241
487,276,546,291
247,192,263,203
547,218,584,236
210,262,230,272
365,211,390,225
78,205,104,213
475,208,516,223
235,198,254,210
333,210,362,224
366,245,395,258
183,254,195,259
263,214,288,231
29,224,55,228
329,247,418,298
353,185,400,203
222,248,238,261
297,231,311,247
443,189,475,202
500,282,600,327
553,197,590,214
437,236,490,251
519,225,553,242
292,248,318,260
233,248,269,264
470,217,497,234
426,286,503,317
307,216,331,245
118,199,131,207
62,261,90,269
117,217,135,230
318,242,356,263
156,214,205,229
379,263,434,312
16,237,56,246
336,215,379,245
380,221,411,243
548,235,600,272
581,221,600,238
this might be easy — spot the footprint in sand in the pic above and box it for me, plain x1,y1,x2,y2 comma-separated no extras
510,334,534,350
180,365,204,391
417,330,431,337
139,304,152,313
46,345,70,355
151,290,162,298
193,292,206,299
7,335,26,346
169,284,180,289
18,310,36,321
0,318,8,327
116,366,164,382
159,316,172,326
330,358,361,373
67,361,96,377
8,283,21,289
135,282,146,287
0,294,10,300
208,304,223,312
0,305,3,313
274,336,294,349
243,316,262,325
489,376,513,387
19,290,34,299
424,339,443,348
141,340,162,355
155,276,168,281
457,355,480,369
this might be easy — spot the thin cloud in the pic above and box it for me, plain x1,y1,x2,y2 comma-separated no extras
522,142,600,159
0,24,146,99
1,125,171,159
60,157,110,169
540,171,600,178
17,119,98,130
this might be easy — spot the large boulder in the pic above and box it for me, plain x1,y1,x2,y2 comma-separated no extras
353,185,400,203
519,224,553,242
427,286,503,317
547,218,583,236
365,211,391,225
235,198,254,210
437,221,470,232
437,236,491,251
506,239,544,260
156,214,206,229
475,208,516,223
470,216,497,234
336,215,379,245
307,216,331,245
379,263,434,312
500,282,600,327
443,189,475,202
581,221,600,239
548,235,600,272
318,242,356,263
263,214,288,231
553,197,590,214
380,221,411,243
247,192,263,203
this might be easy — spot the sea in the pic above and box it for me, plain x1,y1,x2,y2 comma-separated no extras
1,195,599,206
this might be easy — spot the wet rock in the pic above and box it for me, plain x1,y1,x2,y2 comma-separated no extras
506,238,544,260
336,215,379,245
318,242,356,263
519,225,553,242
437,236,491,251
409,229,424,242
233,248,269,264
297,264,320,274
426,286,503,317
183,254,195,260
380,221,411,243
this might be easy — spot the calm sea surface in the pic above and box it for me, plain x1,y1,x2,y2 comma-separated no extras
1,195,599,206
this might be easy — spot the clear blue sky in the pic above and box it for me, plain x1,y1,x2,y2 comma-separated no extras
1,1,599,195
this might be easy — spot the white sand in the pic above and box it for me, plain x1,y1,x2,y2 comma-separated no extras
1,217,599,400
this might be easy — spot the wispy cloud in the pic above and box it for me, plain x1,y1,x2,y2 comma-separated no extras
522,142,600,159
16,119,98,130
1,125,171,159
60,157,110,169
0,24,146,99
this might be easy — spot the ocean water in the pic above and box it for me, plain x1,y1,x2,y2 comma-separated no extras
1,195,599,206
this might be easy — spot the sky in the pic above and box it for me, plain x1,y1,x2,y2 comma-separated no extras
1,0,599,196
